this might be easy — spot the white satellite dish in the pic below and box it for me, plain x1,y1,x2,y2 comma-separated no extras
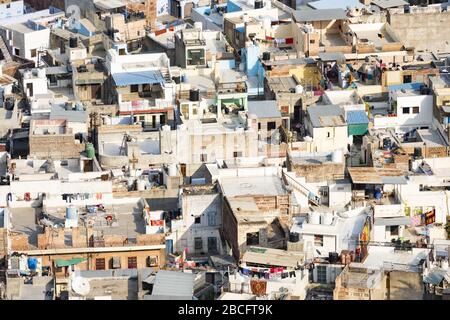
71,277,91,296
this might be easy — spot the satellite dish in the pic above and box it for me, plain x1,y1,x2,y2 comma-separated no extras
71,277,91,296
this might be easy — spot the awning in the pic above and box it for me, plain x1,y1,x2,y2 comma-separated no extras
55,258,86,267
112,70,164,87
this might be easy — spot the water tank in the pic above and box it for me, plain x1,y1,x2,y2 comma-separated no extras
411,160,419,172
374,188,382,200
254,0,263,9
295,85,304,94
189,89,199,102
239,62,245,71
37,68,46,79
332,149,343,163
194,22,203,31
27,258,38,270
75,102,84,111
309,212,321,225
322,212,333,226
289,232,300,243
242,13,250,23
329,252,339,264
85,143,95,159
71,277,90,296
137,179,146,191
66,206,78,220
262,17,271,30
168,163,177,176
23,70,32,79
69,36,78,48
262,52,270,61
29,100,38,111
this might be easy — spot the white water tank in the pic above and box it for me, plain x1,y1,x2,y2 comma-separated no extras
411,160,419,172
262,17,271,30
24,70,33,80
303,136,313,142
37,68,46,79
31,100,39,110
194,22,203,32
168,163,177,176
332,149,343,163
137,179,146,191
441,259,449,270
309,211,320,225
295,85,304,94
322,212,333,225
243,14,250,23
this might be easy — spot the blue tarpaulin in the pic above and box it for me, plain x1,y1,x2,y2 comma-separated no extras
112,70,164,87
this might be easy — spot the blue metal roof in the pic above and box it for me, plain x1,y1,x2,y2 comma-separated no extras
112,70,164,87
388,82,423,91
347,110,369,125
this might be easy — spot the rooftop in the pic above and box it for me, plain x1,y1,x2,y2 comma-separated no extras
220,175,287,198
307,105,346,128
348,167,408,185
292,8,347,23
247,100,281,119
242,246,305,268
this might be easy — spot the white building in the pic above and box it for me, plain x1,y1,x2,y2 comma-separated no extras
292,207,368,258
0,0,23,20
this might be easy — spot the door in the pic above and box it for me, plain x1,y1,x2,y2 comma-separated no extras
160,114,166,125
26,83,33,97
207,237,218,253
294,105,301,122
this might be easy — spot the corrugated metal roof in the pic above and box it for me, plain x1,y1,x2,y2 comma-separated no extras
307,104,345,127
347,110,369,124
112,70,164,87
318,52,346,62
293,9,347,22
374,217,411,226
151,270,195,298
371,0,408,9
248,100,281,118
242,246,305,268
308,0,364,10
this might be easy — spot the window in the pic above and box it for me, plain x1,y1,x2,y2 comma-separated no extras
208,212,216,226
403,75,412,83
233,151,242,158
127,256,137,269
310,39,315,44
402,107,410,114
146,256,158,267
267,122,276,131
317,265,327,283
14,48,20,56
194,216,201,224
208,237,218,253
95,258,106,270
327,132,331,138
200,154,207,162
187,49,205,66
412,107,420,114
314,235,324,247
130,84,139,93
30,49,37,58
7,4,11,8
258,122,261,130
194,237,203,251
246,232,259,245
389,226,399,236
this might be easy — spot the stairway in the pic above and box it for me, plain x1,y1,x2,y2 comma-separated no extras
0,36,12,63
160,67,172,83
282,170,321,206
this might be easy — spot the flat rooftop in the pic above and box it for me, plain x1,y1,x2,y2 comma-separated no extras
362,246,430,271
220,175,287,197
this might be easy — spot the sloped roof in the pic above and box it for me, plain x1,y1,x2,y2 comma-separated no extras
307,104,346,127
248,100,281,119
151,270,195,299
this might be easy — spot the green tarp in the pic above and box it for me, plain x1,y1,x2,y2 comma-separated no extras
55,258,86,267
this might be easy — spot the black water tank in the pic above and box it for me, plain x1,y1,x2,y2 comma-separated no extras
69,36,78,48
262,51,270,61
289,232,299,243
255,0,263,9
189,89,199,102
329,252,339,264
